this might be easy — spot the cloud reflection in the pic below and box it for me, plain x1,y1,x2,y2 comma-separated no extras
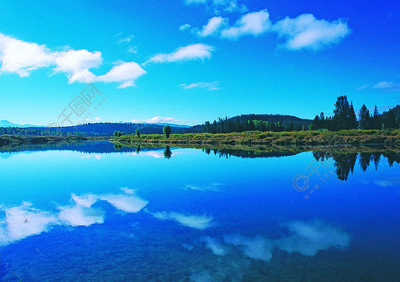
275,220,351,256
224,234,273,261
0,203,57,246
149,211,214,230
203,236,227,256
184,182,222,192
201,220,350,261
0,188,148,246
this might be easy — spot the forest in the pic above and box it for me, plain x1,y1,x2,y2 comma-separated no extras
195,96,400,133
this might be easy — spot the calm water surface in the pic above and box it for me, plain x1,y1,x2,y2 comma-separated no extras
0,142,399,281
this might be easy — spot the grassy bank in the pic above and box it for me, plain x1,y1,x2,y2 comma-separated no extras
112,129,400,147
0,134,106,147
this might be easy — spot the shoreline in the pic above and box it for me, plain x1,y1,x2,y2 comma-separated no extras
112,130,400,147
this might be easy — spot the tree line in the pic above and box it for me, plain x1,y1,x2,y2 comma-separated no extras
196,96,399,133
311,96,399,130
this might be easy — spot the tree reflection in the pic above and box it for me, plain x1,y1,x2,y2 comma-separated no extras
202,147,400,182
313,151,400,181
334,153,357,181
163,146,172,159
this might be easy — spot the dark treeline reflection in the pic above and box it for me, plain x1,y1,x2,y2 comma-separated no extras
202,147,400,181
313,151,400,181
202,147,299,159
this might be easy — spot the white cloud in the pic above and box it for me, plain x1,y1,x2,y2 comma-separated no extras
179,23,191,31
221,10,271,39
53,49,102,83
373,81,400,92
0,33,53,77
145,44,213,64
0,32,146,88
273,14,350,50
179,81,220,91
196,17,226,37
96,62,147,88
149,210,214,229
275,220,351,256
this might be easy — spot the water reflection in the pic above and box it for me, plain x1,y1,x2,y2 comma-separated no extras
147,210,214,230
0,188,148,246
199,220,350,262
312,151,400,181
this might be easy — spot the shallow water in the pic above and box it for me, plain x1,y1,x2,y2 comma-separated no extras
0,142,399,281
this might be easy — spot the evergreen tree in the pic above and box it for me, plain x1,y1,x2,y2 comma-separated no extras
373,105,381,129
312,115,320,130
358,104,370,129
385,110,397,129
135,128,140,138
333,96,350,130
319,112,325,129
163,125,172,138
348,102,358,129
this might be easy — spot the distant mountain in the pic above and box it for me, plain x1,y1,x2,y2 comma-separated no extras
153,123,191,128
227,114,312,125
0,120,39,128
0,122,190,136
190,114,312,133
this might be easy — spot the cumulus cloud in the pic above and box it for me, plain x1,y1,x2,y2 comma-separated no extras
273,14,350,50
373,81,400,92
224,234,274,261
221,10,271,39
145,44,213,64
0,32,146,88
97,62,147,88
0,33,53,77
53,49,102,83
179,81,220,91
149,210,214,229
196,17,226,37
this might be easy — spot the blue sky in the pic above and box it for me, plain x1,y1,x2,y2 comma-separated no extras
0,0,399,126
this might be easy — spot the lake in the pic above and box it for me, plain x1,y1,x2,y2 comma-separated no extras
0,141,399,281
